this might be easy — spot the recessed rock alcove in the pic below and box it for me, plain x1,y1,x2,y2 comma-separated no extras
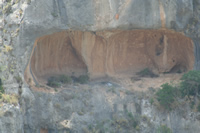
25,29,194,85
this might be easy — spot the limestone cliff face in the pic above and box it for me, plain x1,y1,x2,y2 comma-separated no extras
18,0,194,54
23,0,193,31
27,30,194,84
1,0,200,133
18,0,197,81
0,0,197,74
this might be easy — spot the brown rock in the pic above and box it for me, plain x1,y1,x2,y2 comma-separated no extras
25,29,194,85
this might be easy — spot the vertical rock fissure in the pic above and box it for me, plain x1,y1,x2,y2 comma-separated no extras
163,35,168,69
158,0,166,28
67,38,88,73
56,0,68,24
194,39,200,70
30,46,39,85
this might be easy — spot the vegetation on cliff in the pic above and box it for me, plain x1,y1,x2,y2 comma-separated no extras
47,74,89,88
155,70,200,111
0,79,4,99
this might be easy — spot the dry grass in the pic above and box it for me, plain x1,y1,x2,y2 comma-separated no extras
3,45,13,52
0,94,18,106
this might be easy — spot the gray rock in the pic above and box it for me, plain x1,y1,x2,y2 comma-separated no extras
1,0,200,132
0,105,23,133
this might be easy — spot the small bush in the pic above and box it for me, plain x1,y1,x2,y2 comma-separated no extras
0,79,4,92
27,0,31,4
3,3,12,14
190,101,195,109
0,94,18,105
47,75,73,87
137,68,158,78
3,45,13,52
46,74,90,87
51,12,58,17
127,112,140,129
112,112,140,131
47,77,61,88
14,76,22,84
77,75,89,84
197,103,200,112
149,98,154,105
0,79,4,98
156,83,176,110
180,70,200,97
59,75,72,84
157,125,172,133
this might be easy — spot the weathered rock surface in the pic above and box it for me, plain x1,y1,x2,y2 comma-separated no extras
23,0,193,31
0,104,23,133
21,82,200,133
18,0,195,71
26,30,194,84
0,0,200,133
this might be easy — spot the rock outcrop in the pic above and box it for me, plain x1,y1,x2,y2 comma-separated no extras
0,105,23,133
21,83,200,133
25,30,194,85
1,0,200,133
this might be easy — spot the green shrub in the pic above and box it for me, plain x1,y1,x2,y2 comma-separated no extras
150,98,154,105
47,75,73,87
77,75,89,84
190,101,195,109
137,68,158,78
46,74,90,87
180,70,200,97
51,12,58,17
112,112,140,130
197,103,200,112
0,79,4,93
14,76,22,84
157,125,172,133
47,77,61,88
3,3,12,14
127,112,140,129
58,75,72,84
27,0,31,4
0,79,4,98
0,85,4,94
156,83,176,110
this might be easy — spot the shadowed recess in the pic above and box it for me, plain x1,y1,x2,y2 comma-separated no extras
25,29,194,85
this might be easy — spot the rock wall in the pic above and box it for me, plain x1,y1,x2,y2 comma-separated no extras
0,105,23,133
26,30,194,84
18,0,195,67
21,84,200,133
0,0,200,133
22,0,193,31
17,0,199,82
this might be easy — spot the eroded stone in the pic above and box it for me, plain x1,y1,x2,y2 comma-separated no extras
25,29,194,85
